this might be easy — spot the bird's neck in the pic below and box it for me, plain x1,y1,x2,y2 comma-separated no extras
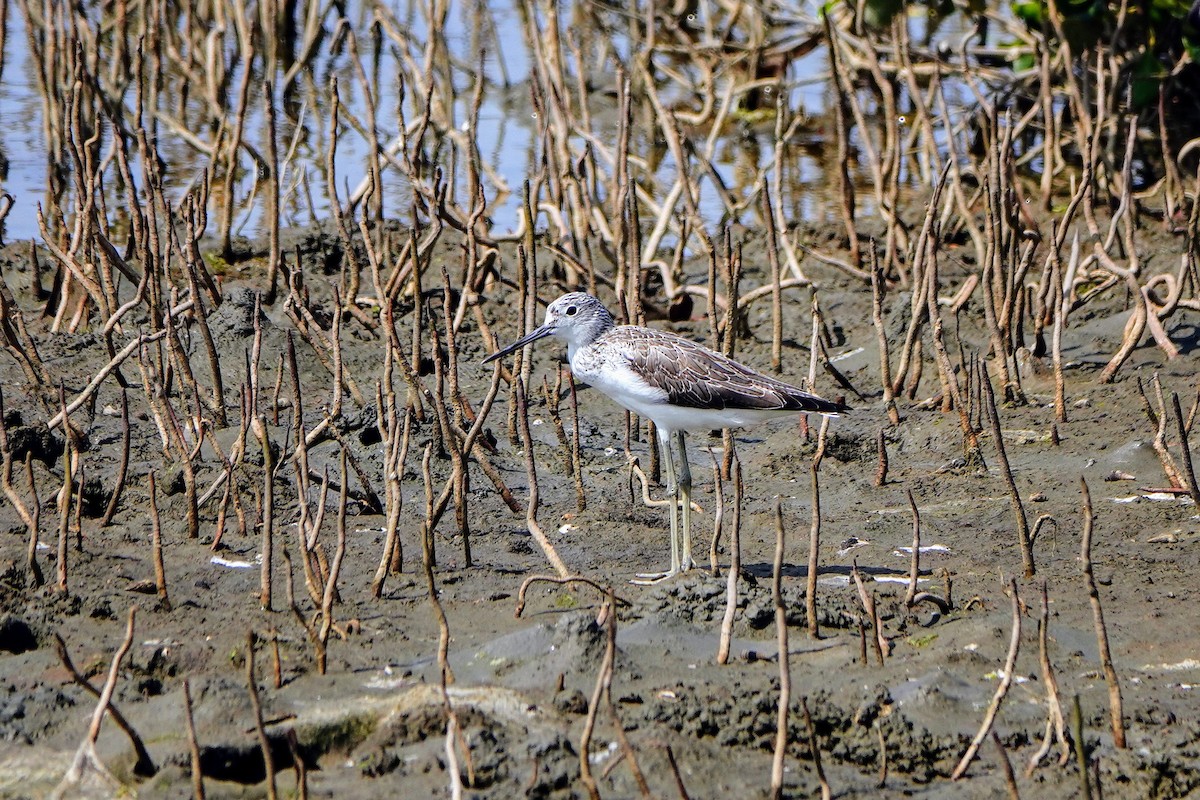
566,339,584,366
565,316,614,365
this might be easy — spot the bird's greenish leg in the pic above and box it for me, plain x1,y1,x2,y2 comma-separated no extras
661,427,680,574
633,427,681,584
675,429,693,572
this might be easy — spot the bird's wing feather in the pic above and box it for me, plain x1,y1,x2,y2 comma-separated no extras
611,328,845,413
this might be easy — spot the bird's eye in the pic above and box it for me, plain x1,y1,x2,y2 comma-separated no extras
565,305,578,316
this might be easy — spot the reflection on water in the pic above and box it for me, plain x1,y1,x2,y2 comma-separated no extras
0,2,523,241
0,1,849,246
0,2,992,250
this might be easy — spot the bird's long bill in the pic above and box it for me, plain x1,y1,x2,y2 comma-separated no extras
482,324,554,364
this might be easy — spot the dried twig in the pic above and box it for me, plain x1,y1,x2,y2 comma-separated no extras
770,501,790,800
903,490,950,616
662,742,691,800
1027,581,1071,774
420,444,455,686
851,561,887,665
802,697,832,800
99,389,130,527
1171,392,1200,505
315,447,350,674
568,372,586,512
55,392,72,594
807,417,829,638
46,330,169,431
255,415,275,611
514,574,629,617
281,546,322,673
982,362,1035,577
904,489,921,607
245,630,278,800
992,730,1021,800
24,453,43,586
599,587,650,796
269,629,283,690
51,607,139,798
869,250,900,424
716,451,742,665
875,722,888,788
874,427,889,487
516,376,570,577
182,678,206,800
285,729,309,800
52,623,154,778
0,388,35,535
1,388,41,584
1072,694,1093,800
707,448,724,575
1139,375,1185,488
148,472,170,610
578,589,615,800
1050,229,1070,423
1080,477,1126,748
951,578,1021,780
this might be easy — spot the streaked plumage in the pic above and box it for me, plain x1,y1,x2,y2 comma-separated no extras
484,292,847,581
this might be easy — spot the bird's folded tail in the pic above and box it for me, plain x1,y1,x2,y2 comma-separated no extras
789,393,851,415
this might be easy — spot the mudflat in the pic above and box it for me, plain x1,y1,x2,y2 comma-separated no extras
0,218,1198,798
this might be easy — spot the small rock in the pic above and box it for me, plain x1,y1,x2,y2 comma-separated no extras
553,689,588,715
743,601,773,630
88,600,115,620
5,421,60,467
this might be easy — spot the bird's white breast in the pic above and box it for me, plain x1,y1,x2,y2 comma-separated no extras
569,343,669,421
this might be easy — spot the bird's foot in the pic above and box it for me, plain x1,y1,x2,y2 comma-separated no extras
631,568,679,585
631,560,694,585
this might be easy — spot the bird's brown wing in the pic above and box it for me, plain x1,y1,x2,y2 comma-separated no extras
612,328,847,413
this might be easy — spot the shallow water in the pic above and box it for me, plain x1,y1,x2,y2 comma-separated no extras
0,1,992,245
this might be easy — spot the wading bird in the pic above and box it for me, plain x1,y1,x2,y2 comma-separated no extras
485,292,847,582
